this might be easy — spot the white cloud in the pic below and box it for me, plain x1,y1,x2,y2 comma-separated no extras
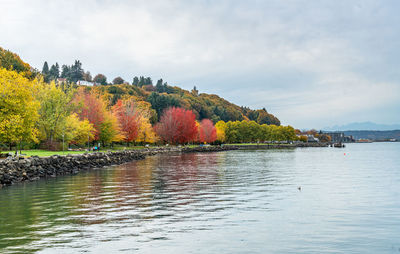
0,0,399,128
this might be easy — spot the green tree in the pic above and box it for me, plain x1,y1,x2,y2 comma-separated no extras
61,65,69,78
132,76,139,86
42,61,49,75
69,60,84,83
155,79,164,92
36,81,75,146
48,63,60,81
147,92,181,120
42,61,50,82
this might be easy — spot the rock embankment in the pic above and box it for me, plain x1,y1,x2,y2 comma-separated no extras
0,146,236,187
0,150,145,186
181,146,238,153
225,143,328,149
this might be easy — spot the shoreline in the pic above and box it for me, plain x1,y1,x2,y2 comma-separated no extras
0,146,236,187
0,143,326,187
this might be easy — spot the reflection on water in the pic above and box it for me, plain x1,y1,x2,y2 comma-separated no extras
0,144,400,253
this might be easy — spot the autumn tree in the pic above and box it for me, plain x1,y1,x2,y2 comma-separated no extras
215,120,226,142
318,134,331,143
113,99,158,144
99,112,123,146
155,107,198,144
199,119,217,143
298,135,308,142
113,76,124,85
36,81,75,147
0,47,35,79
136,117,158,143
73,88,106,140
93,74,107,85
0,68,40,153
60,113,95,146
112,100,140,144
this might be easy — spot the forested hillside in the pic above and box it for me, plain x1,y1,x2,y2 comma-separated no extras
0,47,288,151
0,47,279,125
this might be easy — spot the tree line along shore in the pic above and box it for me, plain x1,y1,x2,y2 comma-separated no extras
0,47,319,156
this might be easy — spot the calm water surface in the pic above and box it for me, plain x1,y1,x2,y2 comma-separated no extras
0,143,399,253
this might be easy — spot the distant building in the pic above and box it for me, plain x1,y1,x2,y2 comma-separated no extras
76,80,97,86
323,132,354,143
306,134,319,143
56,78,67,83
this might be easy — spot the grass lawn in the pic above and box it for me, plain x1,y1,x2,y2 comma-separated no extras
0,150,89,157
0,146,148,157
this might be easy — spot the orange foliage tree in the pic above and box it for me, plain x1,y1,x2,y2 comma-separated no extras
155,107,198,144
112,100,140,143
73,88,105,140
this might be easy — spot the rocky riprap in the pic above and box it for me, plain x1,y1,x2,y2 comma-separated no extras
0,151,145,186
0,146,237,187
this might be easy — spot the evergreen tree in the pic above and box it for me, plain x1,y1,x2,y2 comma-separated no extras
145,77,153,85
61,65,69,78
48,63,60,81
42,61,49,75
138,76,145,87
191,86,199,96
69,60,84,83
132,76,139,86
42,61,50,82
155,79,164,92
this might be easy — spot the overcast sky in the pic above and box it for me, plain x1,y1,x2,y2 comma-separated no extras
1,0,399,129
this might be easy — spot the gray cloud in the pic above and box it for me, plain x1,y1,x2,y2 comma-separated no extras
1,0,399,128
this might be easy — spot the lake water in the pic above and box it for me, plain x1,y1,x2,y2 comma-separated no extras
0,143,399,253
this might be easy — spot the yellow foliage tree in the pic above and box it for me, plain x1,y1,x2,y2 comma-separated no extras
99,112,124,145
36,80,75,143
215,120,226,142
60,113,95,146
0,68,40,153
136,118,158,143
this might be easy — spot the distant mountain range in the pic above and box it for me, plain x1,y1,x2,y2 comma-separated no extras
343,130,400,141
324,122,400,131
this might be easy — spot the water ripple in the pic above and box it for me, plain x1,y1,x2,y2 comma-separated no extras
0,143,399,253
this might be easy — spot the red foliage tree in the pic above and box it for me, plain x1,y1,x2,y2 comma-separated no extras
73,88,105,140
112,100,139,143
155,107,198,144
199,119,217,143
